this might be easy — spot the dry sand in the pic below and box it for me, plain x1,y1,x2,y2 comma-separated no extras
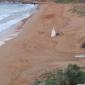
0,2,85,85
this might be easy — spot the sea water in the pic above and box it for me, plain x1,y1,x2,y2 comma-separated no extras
0,3,38,46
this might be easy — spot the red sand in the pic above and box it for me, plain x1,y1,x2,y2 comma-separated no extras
0,3,85,85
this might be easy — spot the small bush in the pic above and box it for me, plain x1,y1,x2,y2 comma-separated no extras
34,80,41,85
33,64,85,85
70,4,85,16
52,0,74,3
52,0,85,3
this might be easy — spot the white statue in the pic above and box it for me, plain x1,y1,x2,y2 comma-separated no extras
51,27,56,38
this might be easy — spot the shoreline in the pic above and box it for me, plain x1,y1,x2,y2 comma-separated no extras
16,12,36,31
0,5,39,46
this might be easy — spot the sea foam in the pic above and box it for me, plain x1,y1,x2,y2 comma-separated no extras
0,3,38,45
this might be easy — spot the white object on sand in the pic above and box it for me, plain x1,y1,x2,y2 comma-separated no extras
75,55,85,58
0,41,5,46
51,27,56,38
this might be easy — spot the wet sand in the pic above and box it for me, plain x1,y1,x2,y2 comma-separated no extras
0,2,85,85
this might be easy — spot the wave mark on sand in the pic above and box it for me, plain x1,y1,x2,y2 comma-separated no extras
0,3,38,46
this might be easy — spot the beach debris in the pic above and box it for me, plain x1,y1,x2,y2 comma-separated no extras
51,27,56,38
81,42,85,48
75,55,85,58
0,41,5,46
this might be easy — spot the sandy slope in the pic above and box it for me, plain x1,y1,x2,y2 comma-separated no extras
0,3,85,85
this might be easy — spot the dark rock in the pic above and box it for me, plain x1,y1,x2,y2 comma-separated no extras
81,42,85,48
56,32,60,36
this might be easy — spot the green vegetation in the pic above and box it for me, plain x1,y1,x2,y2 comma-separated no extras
71,5,85,16
52,0,85,16
53,0,73,3
33,64,85,85
52,0,85,3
